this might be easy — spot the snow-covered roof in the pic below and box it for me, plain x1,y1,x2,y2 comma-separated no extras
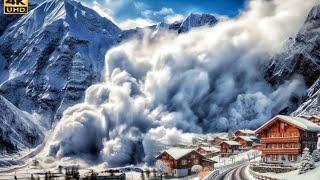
236,136,253,142
162,148,195,160
248,136,258,140
199,146,220,153
236,129,255,134
256,115,320,133
222,141,240,146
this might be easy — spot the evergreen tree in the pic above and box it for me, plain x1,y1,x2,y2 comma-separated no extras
312,149,320,162
299,148,315,174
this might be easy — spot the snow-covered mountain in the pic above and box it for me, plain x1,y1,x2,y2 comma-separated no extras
119,13,218,42
0,0,121,125
0,95,43,152
265,5,320,116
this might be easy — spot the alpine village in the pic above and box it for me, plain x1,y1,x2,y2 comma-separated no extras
154,114,320,179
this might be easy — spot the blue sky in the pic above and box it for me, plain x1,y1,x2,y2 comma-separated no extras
84,0,247,24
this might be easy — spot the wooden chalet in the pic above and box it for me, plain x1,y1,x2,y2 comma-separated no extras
156,148,216,177
196,146,220,158
235,136,253,150
219,141,241,157
234,129,255,137
211,136,228,146
255,115,320,164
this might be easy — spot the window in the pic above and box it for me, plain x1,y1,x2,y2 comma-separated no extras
289,155,296,161
191,154,196,158
194,159,199,164
181,160,187,165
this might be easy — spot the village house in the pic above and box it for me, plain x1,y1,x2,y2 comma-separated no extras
211,136,228,146
156,148,217,177
219,141,241,157
255,115,320,164
196,146,220,158
235,136,253,150
234,129,255,137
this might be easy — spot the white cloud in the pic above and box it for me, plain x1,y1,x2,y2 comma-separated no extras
45,0,317,168
164,14,184,24
143,7,174,17
89,1,117,24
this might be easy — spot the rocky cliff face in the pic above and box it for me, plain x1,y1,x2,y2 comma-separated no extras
265,5,320,116
0,0,121,125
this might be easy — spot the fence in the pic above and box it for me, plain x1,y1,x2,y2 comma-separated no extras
203,169,219,180
249,168,285,180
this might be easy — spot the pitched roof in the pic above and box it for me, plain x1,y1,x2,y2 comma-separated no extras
236,129,255,134
248,136,258,140
236,136,253,142
256,115,320,134
222,141,240,146
198,146,220,153
160,148,195,160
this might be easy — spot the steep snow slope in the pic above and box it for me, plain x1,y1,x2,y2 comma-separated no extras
0,95,43,152
266,5,320,87
0,0,121,124
265,5,320,116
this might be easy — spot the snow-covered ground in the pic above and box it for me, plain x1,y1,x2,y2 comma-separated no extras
254,161,320,180
213,150,261,168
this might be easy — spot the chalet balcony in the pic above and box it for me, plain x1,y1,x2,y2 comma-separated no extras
260,136,299,143
261,148,299,155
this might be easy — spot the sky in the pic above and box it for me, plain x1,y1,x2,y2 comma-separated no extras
82,0,248,29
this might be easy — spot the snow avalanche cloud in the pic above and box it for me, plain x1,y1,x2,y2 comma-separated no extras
46,0,316,167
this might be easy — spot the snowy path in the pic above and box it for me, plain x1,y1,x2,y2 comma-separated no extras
214,163,250,180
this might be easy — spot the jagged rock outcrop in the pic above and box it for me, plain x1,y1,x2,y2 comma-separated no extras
0,0,121,124
265,5,320,116
265,5,320,87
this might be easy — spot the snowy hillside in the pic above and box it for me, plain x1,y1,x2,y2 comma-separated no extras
0,0,121,124
0,95,43,152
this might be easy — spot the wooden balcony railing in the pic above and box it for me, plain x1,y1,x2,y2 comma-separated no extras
260,136,299,143
260,148,299,154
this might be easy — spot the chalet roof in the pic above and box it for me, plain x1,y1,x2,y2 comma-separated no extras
236,136,253,142
222,141,240,146
161,148,195,160
198,146,220,153
203,158,217,163
256,115,320,134
248,136,258,140
235,129,255,134
213,136,228,140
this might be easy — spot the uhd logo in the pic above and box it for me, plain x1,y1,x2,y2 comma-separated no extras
4,0,28,14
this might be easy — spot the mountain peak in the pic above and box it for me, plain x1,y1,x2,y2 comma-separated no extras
179,13,218,33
